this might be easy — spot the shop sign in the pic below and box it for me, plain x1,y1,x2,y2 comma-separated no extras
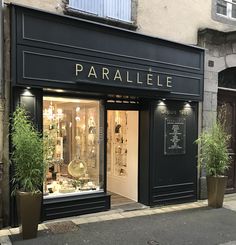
75,63,173,91
164,118,186,155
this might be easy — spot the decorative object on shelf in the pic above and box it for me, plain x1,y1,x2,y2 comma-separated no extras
75,106,81,121
43,101,64,121
88,116,96,145
68,159,87,178
115,124,121,134
107,111,128,177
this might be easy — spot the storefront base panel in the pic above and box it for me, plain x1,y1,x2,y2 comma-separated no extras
150,183,197,206
43,194,111,221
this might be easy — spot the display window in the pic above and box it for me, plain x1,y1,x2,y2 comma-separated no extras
43,96,103,198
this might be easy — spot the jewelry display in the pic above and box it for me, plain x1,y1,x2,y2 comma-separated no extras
43,98,101,197
107,111,128,177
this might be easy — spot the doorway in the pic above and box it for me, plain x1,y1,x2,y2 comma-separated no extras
107,110,139,206
218,67,236,193
218,91,236,193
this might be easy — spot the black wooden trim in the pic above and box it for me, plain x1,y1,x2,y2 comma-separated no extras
11,6,17,86
105,102,140,111
10,4,204,102
10,4,204,73
103,100,107,193
138,102,151,205
43,193,110,220
149,101,198,206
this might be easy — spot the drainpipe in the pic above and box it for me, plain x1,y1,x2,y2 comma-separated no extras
0,0,4,228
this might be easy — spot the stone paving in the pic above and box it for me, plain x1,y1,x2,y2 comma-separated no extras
0,194,236,245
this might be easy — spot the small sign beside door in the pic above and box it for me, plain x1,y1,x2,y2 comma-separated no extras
164,118,186,155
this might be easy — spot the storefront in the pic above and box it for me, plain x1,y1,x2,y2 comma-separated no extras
10,4,204,225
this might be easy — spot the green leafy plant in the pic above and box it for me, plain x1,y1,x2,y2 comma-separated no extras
43,126,57,169
195,121,230,177
11,106,46,193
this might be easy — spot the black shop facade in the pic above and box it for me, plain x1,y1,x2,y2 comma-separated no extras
10,5,204,225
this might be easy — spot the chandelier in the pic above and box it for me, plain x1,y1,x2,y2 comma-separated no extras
43,101,64,121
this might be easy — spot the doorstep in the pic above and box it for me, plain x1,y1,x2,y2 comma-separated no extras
0,199,207,239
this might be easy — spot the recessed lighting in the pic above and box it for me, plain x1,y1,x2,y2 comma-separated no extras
26,87,31,89
158,101,166,106
55,89,64,93
184,102,191,108
22,90,32,96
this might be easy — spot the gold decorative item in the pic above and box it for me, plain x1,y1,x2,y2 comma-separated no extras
68,159,86,178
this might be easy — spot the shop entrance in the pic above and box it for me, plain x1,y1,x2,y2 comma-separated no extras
218,90,236,193
218,67,236,193
107,110,139,206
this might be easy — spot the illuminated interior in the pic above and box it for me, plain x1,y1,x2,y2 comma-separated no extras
43,97,103,198
107,110,139,202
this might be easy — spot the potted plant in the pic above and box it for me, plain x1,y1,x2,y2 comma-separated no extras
195,118,230,208
11,106,46,239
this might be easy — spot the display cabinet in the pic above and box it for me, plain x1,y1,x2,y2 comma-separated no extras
107,111,128,177
43,97,103,197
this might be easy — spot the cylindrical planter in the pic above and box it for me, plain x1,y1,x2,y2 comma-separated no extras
17,191,42,239
207,176,227,208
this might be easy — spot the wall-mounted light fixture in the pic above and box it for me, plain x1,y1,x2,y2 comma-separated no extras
158,100,166,106
184,102,191,108
22,88,32,96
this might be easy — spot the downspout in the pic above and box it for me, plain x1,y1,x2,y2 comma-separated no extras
0,0,4,228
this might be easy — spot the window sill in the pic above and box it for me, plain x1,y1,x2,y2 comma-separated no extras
64,6,138,31
213,12,236,25
216,13,236,20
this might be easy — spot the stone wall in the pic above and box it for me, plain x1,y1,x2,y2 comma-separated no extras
4,0,236,45
137,0,236,44
0,6,10,227
4,0,64,14
198,29,236,198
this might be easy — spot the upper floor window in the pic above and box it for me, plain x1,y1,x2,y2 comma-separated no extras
216,0,236,19
67,0,132,23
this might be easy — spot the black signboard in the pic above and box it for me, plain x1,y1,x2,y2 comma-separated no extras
12,5,204,101
164,118,186,155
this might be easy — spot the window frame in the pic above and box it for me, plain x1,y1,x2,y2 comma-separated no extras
216,0,236,19
65,0,137,30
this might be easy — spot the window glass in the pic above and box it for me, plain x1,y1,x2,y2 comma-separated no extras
43,97,103,198
232,0,236,18
68,0,132,23
216,0,227,15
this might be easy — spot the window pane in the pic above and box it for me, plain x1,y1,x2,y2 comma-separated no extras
68,0,132,22
43,97,103,198
232,0,236,18
217,0,227,15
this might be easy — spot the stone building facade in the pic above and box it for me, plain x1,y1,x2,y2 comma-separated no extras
1,0,236,227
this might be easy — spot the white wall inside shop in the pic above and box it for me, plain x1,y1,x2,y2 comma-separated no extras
107,111,138,202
